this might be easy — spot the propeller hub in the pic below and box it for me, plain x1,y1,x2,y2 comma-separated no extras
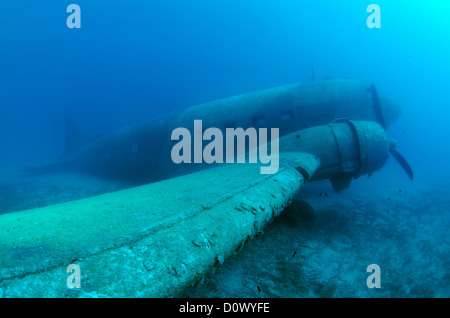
388,138,397,149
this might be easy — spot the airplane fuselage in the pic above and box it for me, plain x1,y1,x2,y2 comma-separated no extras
44,79,402,183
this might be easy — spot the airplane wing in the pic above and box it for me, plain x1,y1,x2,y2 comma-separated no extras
0,152,320,297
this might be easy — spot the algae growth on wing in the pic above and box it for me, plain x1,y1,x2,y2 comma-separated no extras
0,155,317,297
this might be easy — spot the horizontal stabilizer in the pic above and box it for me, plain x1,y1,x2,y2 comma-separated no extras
21,160,75,176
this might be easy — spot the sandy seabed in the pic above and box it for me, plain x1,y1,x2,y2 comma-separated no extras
184,178,450,298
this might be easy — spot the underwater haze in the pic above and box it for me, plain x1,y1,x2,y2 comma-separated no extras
0,1,449,298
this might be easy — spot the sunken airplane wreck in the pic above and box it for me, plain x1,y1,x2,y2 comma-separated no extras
25,78,413,189
0,79,414,297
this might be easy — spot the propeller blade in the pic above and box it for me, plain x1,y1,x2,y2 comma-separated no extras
371,84,413,181
370,84,386,130
389,147,414,180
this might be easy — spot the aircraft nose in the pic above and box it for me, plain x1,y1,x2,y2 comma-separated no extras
379,97,403,127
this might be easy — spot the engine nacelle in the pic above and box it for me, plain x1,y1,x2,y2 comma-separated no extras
279,120,389,191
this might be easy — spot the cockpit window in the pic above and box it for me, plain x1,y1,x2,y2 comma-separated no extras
252,116,266,126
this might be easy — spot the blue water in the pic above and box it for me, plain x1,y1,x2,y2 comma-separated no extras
0,0,448,179
0,1,449,298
